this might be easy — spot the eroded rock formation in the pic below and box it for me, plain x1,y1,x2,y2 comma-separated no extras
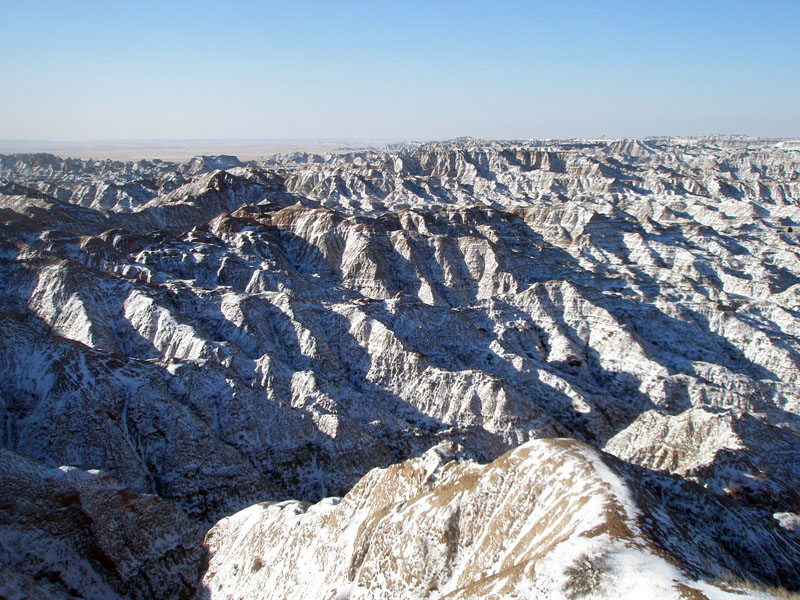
1,137,799,598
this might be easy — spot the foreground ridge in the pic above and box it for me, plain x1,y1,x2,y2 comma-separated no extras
203,439,798,599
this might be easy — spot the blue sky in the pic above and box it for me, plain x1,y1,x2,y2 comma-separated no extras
1,0,798,140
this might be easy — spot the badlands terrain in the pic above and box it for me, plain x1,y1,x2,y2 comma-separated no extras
1,137,799,599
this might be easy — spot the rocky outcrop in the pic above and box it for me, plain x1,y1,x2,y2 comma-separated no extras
0,449,203,600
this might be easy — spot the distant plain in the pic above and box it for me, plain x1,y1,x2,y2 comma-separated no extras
0,139,393,161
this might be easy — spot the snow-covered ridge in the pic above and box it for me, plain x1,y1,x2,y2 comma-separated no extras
203,439,798,599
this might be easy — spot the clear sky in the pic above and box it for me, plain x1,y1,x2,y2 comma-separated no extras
1,0,798,141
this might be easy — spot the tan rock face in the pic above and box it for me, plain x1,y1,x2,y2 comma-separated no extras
1,138,799,597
